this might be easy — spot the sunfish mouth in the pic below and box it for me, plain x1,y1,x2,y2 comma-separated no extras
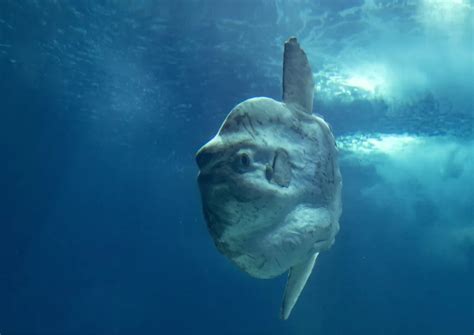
197,169,228,185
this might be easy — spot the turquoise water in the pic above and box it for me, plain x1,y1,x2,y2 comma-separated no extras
1,1,473,334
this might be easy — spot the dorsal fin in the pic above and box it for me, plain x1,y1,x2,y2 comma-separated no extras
282,37,315,114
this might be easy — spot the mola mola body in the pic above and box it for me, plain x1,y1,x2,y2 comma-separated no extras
196,37,342,319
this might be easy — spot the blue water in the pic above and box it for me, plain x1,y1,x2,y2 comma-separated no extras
1,1,473,334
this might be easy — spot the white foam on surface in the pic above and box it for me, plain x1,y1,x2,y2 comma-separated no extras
339,133,474,266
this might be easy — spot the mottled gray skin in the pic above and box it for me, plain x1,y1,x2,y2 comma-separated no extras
196,37,342,319
196,97,341,279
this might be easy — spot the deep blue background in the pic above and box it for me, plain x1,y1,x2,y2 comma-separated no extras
1,1,472,334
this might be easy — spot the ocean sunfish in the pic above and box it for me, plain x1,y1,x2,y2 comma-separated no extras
195,37,342,320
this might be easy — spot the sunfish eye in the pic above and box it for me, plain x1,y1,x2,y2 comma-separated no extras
233,152,252,173
240,153,251,167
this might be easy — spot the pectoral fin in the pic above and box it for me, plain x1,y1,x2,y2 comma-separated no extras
267,148,292,187
280,252,318,320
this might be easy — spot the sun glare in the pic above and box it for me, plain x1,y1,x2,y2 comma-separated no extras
338,134,421,155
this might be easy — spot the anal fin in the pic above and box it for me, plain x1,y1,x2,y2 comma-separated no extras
280,252,318,320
